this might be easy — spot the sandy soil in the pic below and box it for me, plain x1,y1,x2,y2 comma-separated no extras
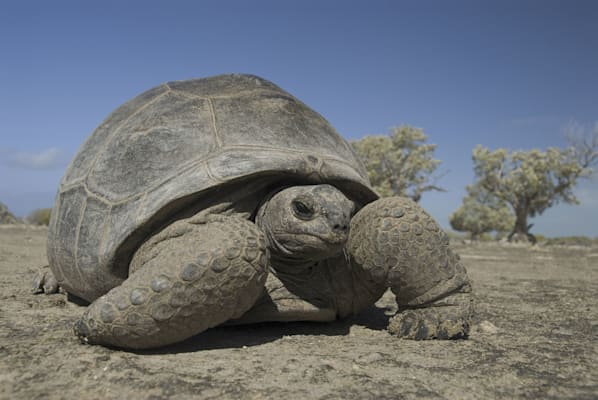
0,225,596,399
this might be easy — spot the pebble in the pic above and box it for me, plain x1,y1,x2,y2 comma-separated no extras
477,320,499,334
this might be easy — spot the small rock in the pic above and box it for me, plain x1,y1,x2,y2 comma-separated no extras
477,320,499,334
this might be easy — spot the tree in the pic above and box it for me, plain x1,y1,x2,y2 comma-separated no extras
351,125,444,201
449,184,515,240
564,121,598,170
471,125,598,242
26,208,52,226
0,202,19,224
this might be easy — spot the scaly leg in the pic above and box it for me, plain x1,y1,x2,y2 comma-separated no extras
347,197,473,339
74,213,268,349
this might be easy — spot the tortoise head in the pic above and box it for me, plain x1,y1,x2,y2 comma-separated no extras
256,184,354,268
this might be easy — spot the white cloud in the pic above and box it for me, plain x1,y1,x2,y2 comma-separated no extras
0,147,68,169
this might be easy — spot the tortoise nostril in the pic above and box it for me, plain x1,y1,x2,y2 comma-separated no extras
333,223,349,233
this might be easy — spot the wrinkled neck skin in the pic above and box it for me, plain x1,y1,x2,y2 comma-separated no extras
265,232,319,273
256,214,332,311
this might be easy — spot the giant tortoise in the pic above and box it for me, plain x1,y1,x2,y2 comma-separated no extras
34,74,473,349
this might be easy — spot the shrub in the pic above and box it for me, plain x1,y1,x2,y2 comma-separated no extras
0,202,19,224
544,236,594,247
26,208,52,226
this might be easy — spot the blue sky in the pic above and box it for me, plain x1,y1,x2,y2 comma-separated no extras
1,0,597,237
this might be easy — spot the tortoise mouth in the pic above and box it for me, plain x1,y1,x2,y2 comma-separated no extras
274,232,347,257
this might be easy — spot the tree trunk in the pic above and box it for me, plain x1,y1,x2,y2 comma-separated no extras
508,206,536,243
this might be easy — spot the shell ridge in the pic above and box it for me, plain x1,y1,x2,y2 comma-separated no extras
167,83,290,101
99,203,113,269
207,97,223,148
73,193,89,292
204,161,223,184
81,144,354,207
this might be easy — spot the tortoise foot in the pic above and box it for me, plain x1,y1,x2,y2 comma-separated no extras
31,265,59,294
388,291,473,340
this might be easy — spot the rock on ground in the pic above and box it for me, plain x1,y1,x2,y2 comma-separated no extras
0,225,597,399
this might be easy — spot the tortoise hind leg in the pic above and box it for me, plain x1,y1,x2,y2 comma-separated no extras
74,213,268,349
348,197,473,340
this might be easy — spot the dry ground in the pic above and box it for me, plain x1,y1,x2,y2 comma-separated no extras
0,225,596,399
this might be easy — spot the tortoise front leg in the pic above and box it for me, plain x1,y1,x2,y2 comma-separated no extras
74,213,268,349
347,197,473,340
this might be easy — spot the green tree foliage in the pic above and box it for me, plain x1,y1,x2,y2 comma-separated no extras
471,125,597,241
449,184,514,240
351,125,444,201
26,208,52,226
0,202,19,224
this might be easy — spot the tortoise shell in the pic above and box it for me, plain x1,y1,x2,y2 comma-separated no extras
47,74,376,301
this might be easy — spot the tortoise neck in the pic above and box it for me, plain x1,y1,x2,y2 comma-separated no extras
267,237,317,273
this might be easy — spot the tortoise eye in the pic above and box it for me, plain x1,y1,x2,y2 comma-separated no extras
292,200,314,220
